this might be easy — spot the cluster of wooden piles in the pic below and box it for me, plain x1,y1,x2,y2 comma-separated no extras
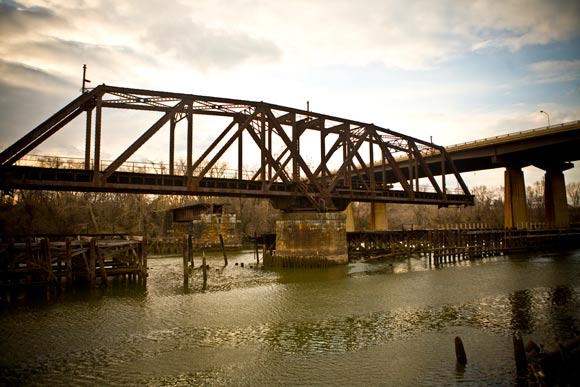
0,235,147,302
429,229,504,264
347,227,580,264
263,254,332,269
148,237,182,255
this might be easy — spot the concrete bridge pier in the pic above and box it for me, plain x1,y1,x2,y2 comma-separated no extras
343,202,389,232
543,164,572,228
344,203,355,232
370,203,389,231
504,167,528,229
275,212,348,266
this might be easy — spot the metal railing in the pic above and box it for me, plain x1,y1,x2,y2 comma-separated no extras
13,154,259,180
445,120,580,152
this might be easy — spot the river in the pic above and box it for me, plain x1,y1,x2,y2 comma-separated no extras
1,248,579,386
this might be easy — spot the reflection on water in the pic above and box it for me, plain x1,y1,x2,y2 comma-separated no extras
1,249,580,386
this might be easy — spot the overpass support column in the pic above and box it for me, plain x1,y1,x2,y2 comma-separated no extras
370,203,389,231
504,167,528,229
274,212,348,267
544,168,570,228
344,203,355,232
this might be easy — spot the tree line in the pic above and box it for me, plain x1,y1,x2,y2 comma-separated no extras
1,182,579,237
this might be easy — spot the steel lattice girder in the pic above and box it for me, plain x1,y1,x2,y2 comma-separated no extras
0,85,473,211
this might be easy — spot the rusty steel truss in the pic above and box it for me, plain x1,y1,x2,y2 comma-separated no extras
0,85,473,211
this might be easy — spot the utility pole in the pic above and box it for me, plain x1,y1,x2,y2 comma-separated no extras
81,64,91,93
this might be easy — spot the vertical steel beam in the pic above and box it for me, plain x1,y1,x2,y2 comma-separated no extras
343,129,351,188
369,135,375,190
267,116,273,181
320,128,326,182
238,121,243,180
94,95,102,173
84,108,92,170
381,152,387,189
408,151,413,191
441,154,446,194
415,153,419,190
169,115,175,175
292,119,299,182
187,103,193,176
260,109,266,186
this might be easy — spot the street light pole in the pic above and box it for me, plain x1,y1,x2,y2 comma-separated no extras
540,110,550,127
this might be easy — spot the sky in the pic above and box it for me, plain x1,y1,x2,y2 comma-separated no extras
1,0,580,192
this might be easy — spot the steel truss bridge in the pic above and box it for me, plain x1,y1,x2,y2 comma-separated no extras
0,85,472,211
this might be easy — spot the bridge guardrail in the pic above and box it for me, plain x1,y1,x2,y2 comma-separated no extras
445,120,580,152
12,154,259,180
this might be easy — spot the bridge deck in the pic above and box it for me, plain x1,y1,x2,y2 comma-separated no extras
0,165,471,207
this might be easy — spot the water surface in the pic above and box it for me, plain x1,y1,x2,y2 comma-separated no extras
1,249,579,386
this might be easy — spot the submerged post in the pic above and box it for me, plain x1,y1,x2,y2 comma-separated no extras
202,250,207,286
182,237,189,287
188,234,193,268
455,336,468,366
513,331,528,378
219,234,228,265
254,232,259,263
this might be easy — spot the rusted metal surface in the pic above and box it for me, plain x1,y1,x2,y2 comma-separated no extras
0,85,473,211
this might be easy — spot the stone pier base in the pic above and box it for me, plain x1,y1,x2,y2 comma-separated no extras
273,212,348,267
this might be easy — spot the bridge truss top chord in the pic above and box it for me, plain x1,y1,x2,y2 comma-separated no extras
0,85,473,211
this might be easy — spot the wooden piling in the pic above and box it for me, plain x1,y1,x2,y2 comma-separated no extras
187,234,193,269
65,237,72,288
513,331,528,378
219,234,228,265
182,237,189,287
95,243,109,287
254,232,259,263
202,251,207,286
88,238,96,287
455,336,468,365
141,236,148,284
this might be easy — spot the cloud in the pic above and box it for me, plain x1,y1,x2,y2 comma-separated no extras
142,17,282,71
0,58,75,91
466,0,580,51
0,0,69,43
528,60,580,83
2,0,579,80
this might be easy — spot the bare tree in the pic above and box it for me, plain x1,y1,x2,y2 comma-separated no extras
567,182,580,207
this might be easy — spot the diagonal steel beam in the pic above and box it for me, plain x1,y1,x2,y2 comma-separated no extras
192,111,258,184
370,130,414,197
244,115,293,185
328,128,369,192
312,124,350,178
409,142,444,198
101,100,187,181
440,147,473,204
0,86,102,166
264,108,327,196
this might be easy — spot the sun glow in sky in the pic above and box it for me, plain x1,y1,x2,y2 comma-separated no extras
1,0,580,189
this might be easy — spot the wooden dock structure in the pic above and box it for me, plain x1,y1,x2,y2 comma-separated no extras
0,234,147,303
